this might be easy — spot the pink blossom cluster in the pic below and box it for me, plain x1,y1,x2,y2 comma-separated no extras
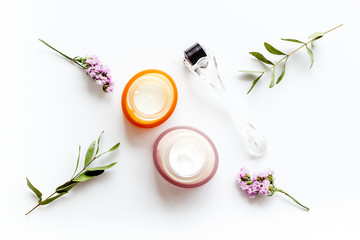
235,168,274,198
84,55,114,93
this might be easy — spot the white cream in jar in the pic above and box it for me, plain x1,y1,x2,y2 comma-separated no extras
153,126,218,188
122,69,177,128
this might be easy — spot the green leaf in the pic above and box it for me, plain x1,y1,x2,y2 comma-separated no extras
309,32,323,49
56,181,78,193
96,131,104,155
306,46,314,68
87,162,117,171
26,178,42,202
84,140,96,167
238,70,264,74
264,42,286,55
276,57,288,84
71,145,81,178
73,170,105,182
247,73,264,94
281,38,305,44
308,32,324,40
270,67,276,88
106,142,120,153
249,52,274,65
40,192,67,205
96,142,120,158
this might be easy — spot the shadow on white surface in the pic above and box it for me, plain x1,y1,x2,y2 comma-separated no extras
85,74,109,100
237,73,261,82
153,167,203,204
121,114,159,147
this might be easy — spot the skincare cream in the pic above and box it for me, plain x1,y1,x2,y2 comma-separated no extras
153,126,218,188
122,69,177,128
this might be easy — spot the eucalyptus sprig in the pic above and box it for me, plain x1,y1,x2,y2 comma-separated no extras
239,24,343,94
26,131,120,215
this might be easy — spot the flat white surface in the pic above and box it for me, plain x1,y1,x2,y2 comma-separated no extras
0,0,359,239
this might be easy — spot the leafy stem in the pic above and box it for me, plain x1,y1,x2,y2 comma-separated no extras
240,24,343,93
25,155,97,215
274,188,310,211
264,24,342,74
26,132,120,215
38,39,86,69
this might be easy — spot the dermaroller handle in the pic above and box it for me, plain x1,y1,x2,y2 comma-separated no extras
192,65,268,156
184,43,268,156
214,85,267,156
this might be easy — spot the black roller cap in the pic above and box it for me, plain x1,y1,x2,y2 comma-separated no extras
184,43,207,65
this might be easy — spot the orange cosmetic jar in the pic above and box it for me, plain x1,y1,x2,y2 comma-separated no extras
121,69,178,128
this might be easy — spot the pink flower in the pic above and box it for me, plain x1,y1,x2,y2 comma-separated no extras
84,56,114,93
235,167,310,210
239,181,248,190
239,167,249,179
259,179,270,195
246,185,258,198
258,169,274,179
104,82,114,92
236,168,273,198
235,176,241,184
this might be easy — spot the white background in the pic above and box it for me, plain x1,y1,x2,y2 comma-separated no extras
1,0,359,239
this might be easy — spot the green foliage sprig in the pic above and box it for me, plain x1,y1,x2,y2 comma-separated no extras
26,132,120,215
239,24,343,94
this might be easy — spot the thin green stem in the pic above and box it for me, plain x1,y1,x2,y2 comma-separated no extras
38,39,85,69
25,192,56,215
262,24,343,74
323,24,343,35
274,188,310,211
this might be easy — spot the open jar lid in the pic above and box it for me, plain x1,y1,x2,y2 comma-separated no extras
153,126,219,188
122,69,178,128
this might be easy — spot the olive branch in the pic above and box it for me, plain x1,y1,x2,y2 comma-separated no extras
239,24,343,94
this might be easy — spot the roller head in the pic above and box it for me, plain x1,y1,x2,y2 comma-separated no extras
184,43,207,66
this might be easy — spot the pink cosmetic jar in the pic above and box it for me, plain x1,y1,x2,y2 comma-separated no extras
153,126,219,188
